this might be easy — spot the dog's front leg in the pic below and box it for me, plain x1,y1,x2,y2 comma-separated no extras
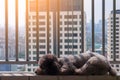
60,63,77,75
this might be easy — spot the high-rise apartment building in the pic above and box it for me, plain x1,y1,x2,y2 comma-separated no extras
107,10,120,73
26,0,86,72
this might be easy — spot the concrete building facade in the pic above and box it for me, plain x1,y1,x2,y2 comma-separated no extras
107,10,120,73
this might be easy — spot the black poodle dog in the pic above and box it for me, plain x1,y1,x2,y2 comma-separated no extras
35,52,116,76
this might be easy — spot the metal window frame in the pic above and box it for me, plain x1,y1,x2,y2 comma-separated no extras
113,0,116,61
57,0,60,57
47,0,50,54
81,0,84,53
26,0,29,61
36,0,39,61
2,0,118,64
5,0,8,61
92,0,95,52
15,0,19,61
102,0,105,56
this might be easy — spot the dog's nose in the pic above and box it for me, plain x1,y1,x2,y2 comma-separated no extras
34,69,38,74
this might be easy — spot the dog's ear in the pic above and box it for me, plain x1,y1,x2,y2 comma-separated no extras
38,56,45,66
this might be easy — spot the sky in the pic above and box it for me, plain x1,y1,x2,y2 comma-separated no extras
85,0,120,23
0,0,120,27
0,0,25,27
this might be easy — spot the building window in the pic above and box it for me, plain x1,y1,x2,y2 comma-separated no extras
33,45,36,49
116,51,119,53
116,44,119,46
60,21,62,25
116,17,119,20
39,22,45,25
73,33,77,37
73,51,77,54
32,16,36,19
116,32,119,35
28,51,31,54
65,45,72,48
73,27,77,31
33,51,36,54
39,16,45,19
29,16,31,19
59,51,62,54
39,27,45,31
29,34,31,37
64,21,77,25
39,33,45,37
116,55,119,59
33,33,36,37
116,36,119,38
65,27,72,31
65,51,73,54
28,39,31,43
28,69,31,71
29,28,31,31
33,64,38,66
111,55,113,58
33,22,36,25
116,40,119,42
39,51,46,54
33,39,36,43
65,39,78,43
116,21,119,23
49,45,51,48
39,45,45,48
60,27,62,31
39,39,45,43
33,57,36,60
116,29,119,31
29,45,31,49
116,25,119,27
64,15,72,19
60,33,62,37
64,15,77,19
33,27,36,31
60,39,62,42
60,45,62,48
73,45,78,48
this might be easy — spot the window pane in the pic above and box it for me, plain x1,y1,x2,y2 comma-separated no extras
18,0,25,60
8,0,15,60
0,0,5,60
94,0,102,52
84,0,92,50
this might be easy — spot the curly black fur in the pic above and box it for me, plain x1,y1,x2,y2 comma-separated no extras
35,52,117,76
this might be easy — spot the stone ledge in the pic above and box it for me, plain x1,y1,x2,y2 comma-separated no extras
0,75,118,80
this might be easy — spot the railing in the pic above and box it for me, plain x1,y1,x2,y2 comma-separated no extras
0,0,119,70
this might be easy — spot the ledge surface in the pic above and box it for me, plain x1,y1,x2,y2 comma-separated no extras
0,72,119,80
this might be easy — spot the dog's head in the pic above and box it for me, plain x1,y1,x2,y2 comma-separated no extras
38,54,60,75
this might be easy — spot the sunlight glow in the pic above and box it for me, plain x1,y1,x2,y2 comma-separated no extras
0,0,25,27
